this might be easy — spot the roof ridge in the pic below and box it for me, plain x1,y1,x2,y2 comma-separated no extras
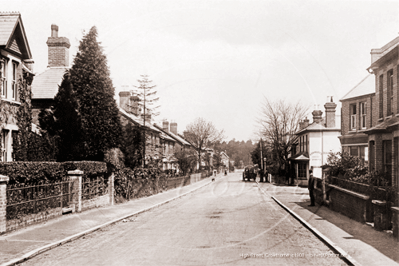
0,12,20,15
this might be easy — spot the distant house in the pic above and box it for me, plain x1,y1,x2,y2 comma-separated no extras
0,12,34,161
154,121,193,170
290,98,341,185
118,91,162,163
339,74,375,165
31,24,70,124
220,151,229,168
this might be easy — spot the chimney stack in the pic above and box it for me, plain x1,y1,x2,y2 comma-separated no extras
163,121,169,132
312,110,323,124
324,96,337,128
303,117,309,128
119,91,131,112
170,122,177,135
46,24,70,67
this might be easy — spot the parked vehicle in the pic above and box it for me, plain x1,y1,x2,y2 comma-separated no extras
242,165,259,182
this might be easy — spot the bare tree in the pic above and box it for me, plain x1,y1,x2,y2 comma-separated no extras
184,117,224,170
257,97,309,175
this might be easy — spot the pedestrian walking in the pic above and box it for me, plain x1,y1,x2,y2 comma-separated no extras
308,169,315,206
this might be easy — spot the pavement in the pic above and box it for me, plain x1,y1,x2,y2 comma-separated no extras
0,174,219,266
257,181,399,266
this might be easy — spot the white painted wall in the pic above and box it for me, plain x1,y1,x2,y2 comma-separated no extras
309,130,341,178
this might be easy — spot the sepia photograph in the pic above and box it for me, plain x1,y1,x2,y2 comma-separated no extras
0,0,398,265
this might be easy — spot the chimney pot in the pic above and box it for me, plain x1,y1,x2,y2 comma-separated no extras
51,24,58,37
312,110,323,124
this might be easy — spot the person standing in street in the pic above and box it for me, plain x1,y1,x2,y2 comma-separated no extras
308,169,315,206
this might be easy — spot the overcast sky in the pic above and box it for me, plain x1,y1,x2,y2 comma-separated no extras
1,0,398,141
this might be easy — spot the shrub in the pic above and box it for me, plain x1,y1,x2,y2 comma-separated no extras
0,161,107,185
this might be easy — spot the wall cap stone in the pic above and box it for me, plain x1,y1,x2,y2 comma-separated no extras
67,170,84,175
372,200,386,206
0,175,9,183
327,184,370,200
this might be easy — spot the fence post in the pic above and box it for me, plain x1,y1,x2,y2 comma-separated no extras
68,170,83,213
108,172,114,206
0,175,9,233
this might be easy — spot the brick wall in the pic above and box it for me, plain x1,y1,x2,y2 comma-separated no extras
341,95,375,135
326,184,372,223
82,194,110,211
6,207,62,232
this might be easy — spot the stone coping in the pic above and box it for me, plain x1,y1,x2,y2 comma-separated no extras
327,184,370,200
391,206,399,213
372,200,386,206
0,175,9,182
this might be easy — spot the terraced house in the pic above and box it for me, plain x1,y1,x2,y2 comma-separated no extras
366,36,399,188
0,12,34,161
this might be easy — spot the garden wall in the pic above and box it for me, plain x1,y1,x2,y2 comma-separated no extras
326,184,371,223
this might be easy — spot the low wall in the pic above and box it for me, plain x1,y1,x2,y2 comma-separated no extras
326,184,371,223
7,207,63,232
82,194,110,211
190,173,201,184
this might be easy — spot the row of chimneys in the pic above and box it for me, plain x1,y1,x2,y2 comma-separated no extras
119,91,179,135
162,121,178,135
299,96,337,130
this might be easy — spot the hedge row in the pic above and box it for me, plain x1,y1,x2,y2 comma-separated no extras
0,161,107,186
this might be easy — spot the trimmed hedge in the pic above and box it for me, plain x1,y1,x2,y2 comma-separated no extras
0,161,107,186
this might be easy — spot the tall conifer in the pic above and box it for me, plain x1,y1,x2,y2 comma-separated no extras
69,26,122,160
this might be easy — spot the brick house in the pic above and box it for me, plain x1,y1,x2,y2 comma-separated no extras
0,12,34,161
365,36,399,187
31,24,70,124
118,91,163,163
339,74,375,165
290,98,341,185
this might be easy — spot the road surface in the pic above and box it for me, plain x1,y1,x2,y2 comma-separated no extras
21,171,345,265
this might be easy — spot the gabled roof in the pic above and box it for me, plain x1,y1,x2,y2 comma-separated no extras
0,12,32,59
160,132,175,142
119,107,161,133
154,124,191,146
295,120,340,135
31,67,68,99
289,152,309,161
340,74,375,101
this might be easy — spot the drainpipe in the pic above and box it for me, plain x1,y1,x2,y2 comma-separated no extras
322,131,327,205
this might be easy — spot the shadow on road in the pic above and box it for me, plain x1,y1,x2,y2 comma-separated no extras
292,200,399,263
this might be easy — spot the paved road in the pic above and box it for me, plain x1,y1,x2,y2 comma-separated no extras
21,172,345,266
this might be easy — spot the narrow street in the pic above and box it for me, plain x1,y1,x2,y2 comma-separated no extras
21,172,344,266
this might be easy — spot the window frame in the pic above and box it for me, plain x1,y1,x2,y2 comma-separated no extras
11,61,18,100
360,102,367,129
1,58,8,98
350,104,357,130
